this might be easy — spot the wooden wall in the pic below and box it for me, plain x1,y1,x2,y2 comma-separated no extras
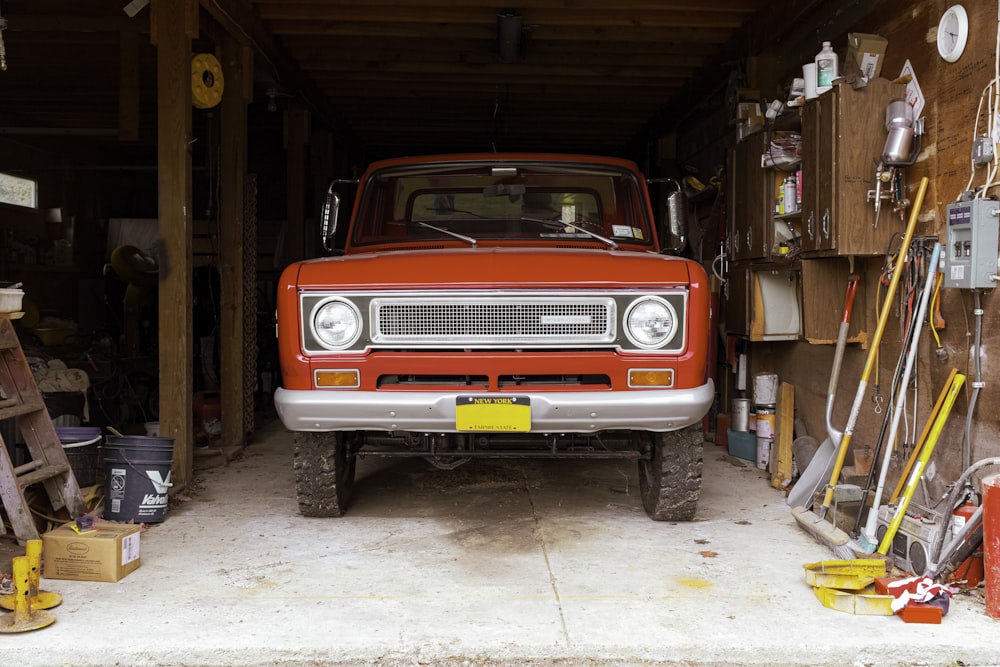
729,0,1000,488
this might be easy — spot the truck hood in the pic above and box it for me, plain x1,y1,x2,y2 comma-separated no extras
292,247,698,290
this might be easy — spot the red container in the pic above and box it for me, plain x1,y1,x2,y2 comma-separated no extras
193,390,221,442
984,474,1000,618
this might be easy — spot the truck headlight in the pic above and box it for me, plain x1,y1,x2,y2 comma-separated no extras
624,297,677,349
312,298,362,349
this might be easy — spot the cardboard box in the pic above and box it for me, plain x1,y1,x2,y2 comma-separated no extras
846,33,888,82
42,522,141,582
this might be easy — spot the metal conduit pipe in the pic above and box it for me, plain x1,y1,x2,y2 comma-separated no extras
926,457,1000,573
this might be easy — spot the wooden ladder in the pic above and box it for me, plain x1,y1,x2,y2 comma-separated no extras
0,314,87,544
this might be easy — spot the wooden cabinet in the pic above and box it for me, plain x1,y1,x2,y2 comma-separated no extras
724,263,802,341
800,257,868,345
799,79,907,256
727,131,771,261
727,126,804,262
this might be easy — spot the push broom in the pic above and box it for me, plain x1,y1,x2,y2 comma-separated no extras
791,176,928,558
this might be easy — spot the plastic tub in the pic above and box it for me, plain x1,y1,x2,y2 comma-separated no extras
0,287,24,313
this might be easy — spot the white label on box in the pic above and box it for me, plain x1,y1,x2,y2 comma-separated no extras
121,532,140,565
899,60,924,120
860,53,879,79
951,265,965,281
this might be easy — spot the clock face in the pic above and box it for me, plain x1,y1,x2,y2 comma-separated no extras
937,4,969,63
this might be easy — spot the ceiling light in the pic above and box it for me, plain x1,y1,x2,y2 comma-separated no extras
497,10,522,64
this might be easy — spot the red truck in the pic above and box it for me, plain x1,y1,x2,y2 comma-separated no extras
275,153,714,520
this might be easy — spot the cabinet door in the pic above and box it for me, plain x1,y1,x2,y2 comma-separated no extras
728,132,770,261
831,81,903,255
723,263,751,335
799,93,838,253
800,80,908,257
799,100,821,253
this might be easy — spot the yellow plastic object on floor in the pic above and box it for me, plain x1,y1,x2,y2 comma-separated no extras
813,584,894,615
805,559,894,615
804,559,887,591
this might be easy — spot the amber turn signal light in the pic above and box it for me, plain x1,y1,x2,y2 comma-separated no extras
628,369,674,388
314,370,360,388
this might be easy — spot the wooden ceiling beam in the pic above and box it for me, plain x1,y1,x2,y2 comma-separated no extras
258,8,747,29
283,36,722,58
255,0,761,11
264,21,734,43
302,61,698,80
7,15,142,32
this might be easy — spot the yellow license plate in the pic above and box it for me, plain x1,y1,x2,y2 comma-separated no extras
455,396,530,432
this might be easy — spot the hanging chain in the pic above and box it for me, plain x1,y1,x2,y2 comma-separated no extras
243,173,258,434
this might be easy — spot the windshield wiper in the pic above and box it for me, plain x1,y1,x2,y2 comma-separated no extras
415,221,478,247
519,217,618,249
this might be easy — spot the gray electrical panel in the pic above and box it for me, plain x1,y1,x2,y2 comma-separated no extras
943,198,1000,289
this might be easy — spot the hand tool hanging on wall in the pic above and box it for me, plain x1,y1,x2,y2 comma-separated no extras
792,177,929,559
858,242,942,552
852,239,932,538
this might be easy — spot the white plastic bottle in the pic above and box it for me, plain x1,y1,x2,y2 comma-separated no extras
815,41,838,94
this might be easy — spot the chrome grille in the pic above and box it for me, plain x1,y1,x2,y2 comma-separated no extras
371,297,616,345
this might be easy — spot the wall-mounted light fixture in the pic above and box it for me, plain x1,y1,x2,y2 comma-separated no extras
497,10,522,63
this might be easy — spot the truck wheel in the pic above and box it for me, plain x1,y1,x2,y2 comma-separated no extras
294,432,356,517
638,426,703,521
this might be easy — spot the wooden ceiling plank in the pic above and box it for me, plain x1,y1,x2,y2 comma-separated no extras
262,20,734,43
254,0,761,11
255,5,749,27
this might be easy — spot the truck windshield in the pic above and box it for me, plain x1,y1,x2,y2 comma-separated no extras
350,161,654,249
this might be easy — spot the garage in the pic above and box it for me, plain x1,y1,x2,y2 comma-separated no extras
1,0,1000,664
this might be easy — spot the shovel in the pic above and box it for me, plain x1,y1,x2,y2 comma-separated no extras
786,272,859,508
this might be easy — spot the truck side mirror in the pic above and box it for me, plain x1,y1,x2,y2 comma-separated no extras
321,188,341,253
650,178,688,255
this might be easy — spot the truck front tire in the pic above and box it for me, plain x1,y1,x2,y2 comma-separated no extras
294,432,356,517
638,426,704,521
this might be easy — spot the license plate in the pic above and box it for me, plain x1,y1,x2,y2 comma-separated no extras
455,396,530,432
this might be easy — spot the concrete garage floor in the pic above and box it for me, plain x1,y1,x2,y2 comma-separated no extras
3,417,999,667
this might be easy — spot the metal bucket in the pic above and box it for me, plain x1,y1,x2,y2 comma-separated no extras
731,398,751,432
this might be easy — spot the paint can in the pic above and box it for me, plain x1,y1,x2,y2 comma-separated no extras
755,407,776,471
753,372,779,407
731,398,751,432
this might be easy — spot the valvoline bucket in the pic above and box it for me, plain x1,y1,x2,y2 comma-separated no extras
103,435,174,523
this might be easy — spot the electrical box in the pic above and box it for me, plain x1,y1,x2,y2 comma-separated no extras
943,198,1000,289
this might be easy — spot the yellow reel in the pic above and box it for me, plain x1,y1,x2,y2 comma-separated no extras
191,53,224,109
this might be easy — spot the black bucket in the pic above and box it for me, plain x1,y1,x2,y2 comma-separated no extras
103,435,174,523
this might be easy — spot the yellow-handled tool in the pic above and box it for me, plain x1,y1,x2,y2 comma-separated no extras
877,372,966,556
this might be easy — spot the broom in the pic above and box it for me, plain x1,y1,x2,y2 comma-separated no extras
791,176,928,559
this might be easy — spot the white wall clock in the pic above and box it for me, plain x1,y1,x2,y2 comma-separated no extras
937,4,969,63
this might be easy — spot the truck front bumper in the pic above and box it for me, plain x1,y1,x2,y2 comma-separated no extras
274,380,714,434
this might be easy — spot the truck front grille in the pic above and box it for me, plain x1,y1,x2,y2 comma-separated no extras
371,297,616,346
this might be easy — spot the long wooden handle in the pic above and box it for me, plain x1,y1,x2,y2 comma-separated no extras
820,176,929,513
